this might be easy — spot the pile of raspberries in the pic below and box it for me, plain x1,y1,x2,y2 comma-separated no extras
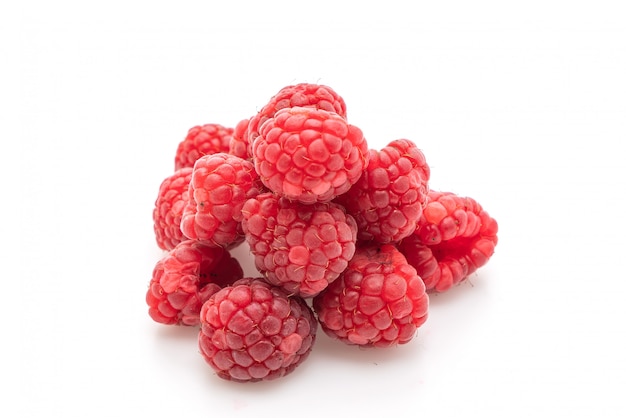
147,83,499,383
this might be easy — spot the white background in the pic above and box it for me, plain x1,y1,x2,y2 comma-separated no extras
6,1,626,417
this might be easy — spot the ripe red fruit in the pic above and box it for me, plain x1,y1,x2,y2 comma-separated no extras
336,139,430,244
241,192,358,297
198,277,317,382
228,118,252,160
398,191,499,292
313,243,429,347
175,124,233,170
153,167,193,251
180,153,264,247
247,83,347,152
253,106,369,204
146,240,244,326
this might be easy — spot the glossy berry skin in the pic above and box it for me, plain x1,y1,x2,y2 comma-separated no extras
180,153,264,247
175,124,233,170
198,278,317,382
313,244,429,347
146,240,244,326
247,83,347,153
153,167,193,251
241,192,358,298
398,191,498,292
228,118,252,160
336,139,430,244
253,106,369,204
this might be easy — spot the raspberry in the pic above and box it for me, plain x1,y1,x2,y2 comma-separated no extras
228,118,252,160
198,277,317,382
174,124,233,170
336,139,430,244
397,191,499,292
247,83,347,152
312,243,429,347
241,192,358,298
180,153,264,247
253,106,369,204
146,240,244,326
153,167,193,251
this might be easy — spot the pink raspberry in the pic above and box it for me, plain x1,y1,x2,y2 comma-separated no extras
146,240,244,326
312,243,429,347
198,277,317,382
153,167,193,251
253,106,369,204
397,191,499,292
247,83,347,151
241,192,358,298
227,118,252,160
174,124,233,170
180,153,264,247
336,139,430,244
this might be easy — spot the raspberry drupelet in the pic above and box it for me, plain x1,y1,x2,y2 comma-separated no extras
335,139,430,244
146,240,244,326
174,124,233,170
198,277,317,382
313,243,429,347
247,83,348,154
180,153,264,248
253,106,369,204
228,118,252,160
153,167,193,251
241,192,358,298
397,190,499,292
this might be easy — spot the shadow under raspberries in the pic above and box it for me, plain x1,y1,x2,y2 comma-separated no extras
426,270,494,308
311,326,425,366
154,323,200,340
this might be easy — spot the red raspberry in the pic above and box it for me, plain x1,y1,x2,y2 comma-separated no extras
253,106,369,204
153,167,193,251
198,277,317,382
335,139,430,244
175,124,233,170
228,118,252,160
312,243,429,347
146,240,244,326
397,191,499,292
180,153,264,247
247,83,347,151
241,192,358,298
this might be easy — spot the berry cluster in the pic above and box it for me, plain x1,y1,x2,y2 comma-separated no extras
147,83,499,383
